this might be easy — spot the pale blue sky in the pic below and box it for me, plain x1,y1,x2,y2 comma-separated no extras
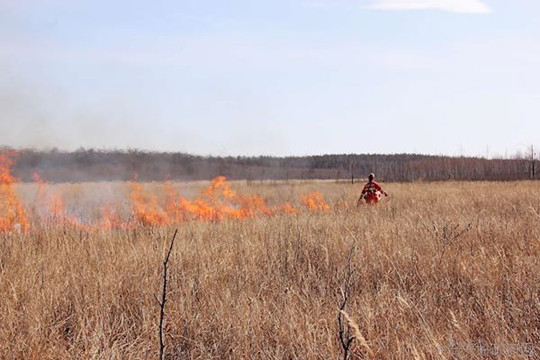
1,0,539,156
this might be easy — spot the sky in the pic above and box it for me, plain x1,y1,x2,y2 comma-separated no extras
1,0,539,157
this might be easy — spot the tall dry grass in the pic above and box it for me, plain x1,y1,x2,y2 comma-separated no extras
0,181,539,359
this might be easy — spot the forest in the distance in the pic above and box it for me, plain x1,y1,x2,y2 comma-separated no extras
3,148,537,183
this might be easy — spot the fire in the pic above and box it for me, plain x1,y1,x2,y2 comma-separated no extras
238,195,275,218
2,155,335,232
177,198,217,221
301,191,331,212
100,203,126,230
32,172,86,229
129,182,169,226
33,172,60,216
202,176,236,199
126,178,332,227
162,177,275,222
0,152,29,233
278,202,299,215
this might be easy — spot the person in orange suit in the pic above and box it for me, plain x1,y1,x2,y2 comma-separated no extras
357,173,388,205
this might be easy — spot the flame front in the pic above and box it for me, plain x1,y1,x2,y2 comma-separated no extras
129,182,170,226
301,191,330,212
1,154,333,232
100,203,126,230
0,152,28,232
278,202,299,215
124,177,326,227
32,172,87,229
161,176,276,223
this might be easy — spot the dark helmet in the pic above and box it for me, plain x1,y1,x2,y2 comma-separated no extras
368,173,375,181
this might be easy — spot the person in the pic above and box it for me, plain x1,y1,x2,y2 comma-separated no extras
357,173,388,205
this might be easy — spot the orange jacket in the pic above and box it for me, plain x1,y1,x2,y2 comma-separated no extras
360,181,384,204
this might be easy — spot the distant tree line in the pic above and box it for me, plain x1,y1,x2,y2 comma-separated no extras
4,147,538,183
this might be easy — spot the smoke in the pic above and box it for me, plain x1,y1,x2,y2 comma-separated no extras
0,83,162,151
0,79,289,156
0,85,63,149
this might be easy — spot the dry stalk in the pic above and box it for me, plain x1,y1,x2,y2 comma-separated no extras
156,229,178,360
339,310,374,358
337,242,357,360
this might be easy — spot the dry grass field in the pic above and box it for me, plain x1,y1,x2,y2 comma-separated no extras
1,179,539,359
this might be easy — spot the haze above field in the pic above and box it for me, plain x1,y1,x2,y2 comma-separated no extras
1,0,539,157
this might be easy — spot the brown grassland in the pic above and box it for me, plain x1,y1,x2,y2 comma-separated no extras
1,180,539,359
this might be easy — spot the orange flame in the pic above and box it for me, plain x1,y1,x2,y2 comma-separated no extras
0,152,29,233
278,202,299,215
161,177,277,223
129,182,169,226
237,195,275,218
3,167,334,231
202,176,236,199
163,178,234,222
301,191,330,212
100,203,126,230
124,178,334,228
127,177,309,227
32,172,86,229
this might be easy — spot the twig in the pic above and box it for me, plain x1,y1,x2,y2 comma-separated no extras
158,229,178,360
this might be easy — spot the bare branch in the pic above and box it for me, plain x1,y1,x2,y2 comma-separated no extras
337,243,356,360
158,229,178,360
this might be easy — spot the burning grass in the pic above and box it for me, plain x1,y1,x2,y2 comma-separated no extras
1,153,331,232
0,160,539,358
0,152,28,232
